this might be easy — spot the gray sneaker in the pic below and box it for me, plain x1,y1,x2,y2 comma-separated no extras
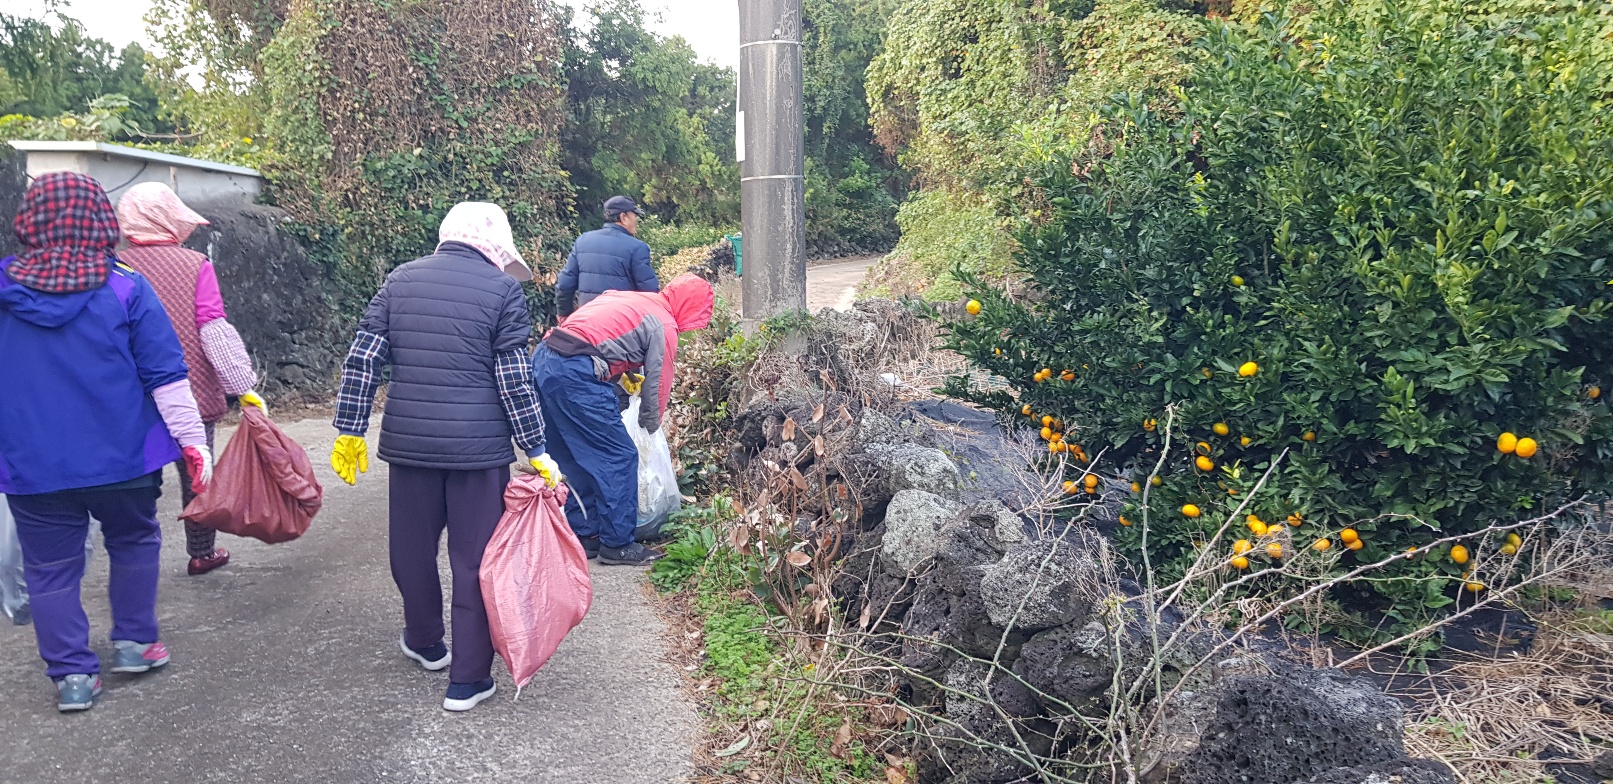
598,542,664,566
56,674,102,712
111,640,170,673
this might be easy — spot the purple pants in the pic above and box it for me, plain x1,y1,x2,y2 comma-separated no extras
389,464,508,684
6,488,162,679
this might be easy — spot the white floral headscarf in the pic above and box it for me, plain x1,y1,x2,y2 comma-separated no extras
436,202,532,282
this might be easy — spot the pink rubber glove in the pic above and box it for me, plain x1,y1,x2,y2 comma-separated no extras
183,445,213,495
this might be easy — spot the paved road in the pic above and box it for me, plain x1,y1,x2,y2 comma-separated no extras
0,419,698,784
805,256,879,313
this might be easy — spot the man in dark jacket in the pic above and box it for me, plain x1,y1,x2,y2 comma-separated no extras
555,195,658,317
330,202,560,713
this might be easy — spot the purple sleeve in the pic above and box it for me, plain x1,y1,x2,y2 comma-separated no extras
194,262,227,328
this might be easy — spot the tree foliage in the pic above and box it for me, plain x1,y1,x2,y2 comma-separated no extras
866,0,1203,294
944,0,1613,647
262,0,573,319
799,0,903,256
560,1,738,233
144,0,288,147
0,12,165,136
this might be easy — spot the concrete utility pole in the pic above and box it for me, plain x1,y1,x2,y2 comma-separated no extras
737,0,807,320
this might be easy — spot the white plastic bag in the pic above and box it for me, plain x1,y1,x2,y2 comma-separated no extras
622,395,682,538
0,496,29,625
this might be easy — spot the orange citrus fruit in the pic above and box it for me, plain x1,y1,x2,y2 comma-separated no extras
1195,441,1212,455
1040,426,1053,440
1450,545,1469,564
1196,456,1215,472
1231,275,1245,287
1118,515,1133,527
1301,431,1317,442
1084,474,1100,490
965,299,982,315
1287,513,1303,527
1238,361,1258,377
1130,481,1143,493
1061,370,1075,382
1233,539,1253,555
1042,415,1054,427
1266,542,1283,559
1465,581,1484,593
1182,504,1201,518
1589,386,1601,399
1346,539,1364,551
1339,528,1359,544
1213,422,1230,436
1150,475,1163,487
1232,556,1250,570
1496,432,1518,454
1021,404,1033,416
1143,418,1157,432
1514,437,1538,459
1240,435,1252,447
1312,538,1332,552
1201,367,1214,379
1062,480,1077,494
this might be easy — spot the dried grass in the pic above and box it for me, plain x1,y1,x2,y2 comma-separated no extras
1396,621,1613,784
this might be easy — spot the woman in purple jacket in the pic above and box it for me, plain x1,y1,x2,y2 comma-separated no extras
0,173,211,712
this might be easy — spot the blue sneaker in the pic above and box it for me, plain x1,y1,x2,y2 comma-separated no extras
442,679,496,712
111,641,169,673
55,674,103,712
400,634,451,672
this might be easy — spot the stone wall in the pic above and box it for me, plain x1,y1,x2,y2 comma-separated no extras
0,148,23,261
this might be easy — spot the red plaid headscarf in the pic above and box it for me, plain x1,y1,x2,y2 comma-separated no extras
8,172,122,294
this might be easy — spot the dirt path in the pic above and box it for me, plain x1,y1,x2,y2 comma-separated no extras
0,419,698,784
805,255,880,312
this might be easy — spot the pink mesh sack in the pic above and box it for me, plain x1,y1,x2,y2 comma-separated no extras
480,475,592,690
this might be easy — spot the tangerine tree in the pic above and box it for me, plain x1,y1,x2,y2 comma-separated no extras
943,0,1613,645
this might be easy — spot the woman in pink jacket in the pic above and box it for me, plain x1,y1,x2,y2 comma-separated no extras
115,183,264,576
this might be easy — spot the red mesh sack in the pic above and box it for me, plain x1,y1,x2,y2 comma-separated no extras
180,407,322,543
481,475,592,690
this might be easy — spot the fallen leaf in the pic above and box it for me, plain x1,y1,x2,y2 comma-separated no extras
813,435,825,456
870,704,910,727
788,466,809,491
729,524,751,551
785,551,812,568
714,735,751,757
885,765,909,784
830,719,852,759
812,402,825,423
782,417,797,442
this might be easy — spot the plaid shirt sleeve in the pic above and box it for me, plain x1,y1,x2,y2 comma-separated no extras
495,349,546,456
333,331,389,436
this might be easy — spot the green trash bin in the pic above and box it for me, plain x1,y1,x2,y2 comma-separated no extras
724,233,743,277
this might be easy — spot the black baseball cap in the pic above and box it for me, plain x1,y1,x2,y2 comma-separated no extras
603,195,646,218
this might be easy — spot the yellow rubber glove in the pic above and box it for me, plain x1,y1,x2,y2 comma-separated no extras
239,390,268,416
620,372,645,396
529,453,563,488
331,434,369,486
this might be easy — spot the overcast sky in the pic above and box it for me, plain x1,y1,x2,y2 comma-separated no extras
11,0,741,69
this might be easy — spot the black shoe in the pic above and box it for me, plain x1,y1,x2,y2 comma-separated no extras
443,679,496,711
400,634,452,672
579,536,600,559
598,542,664,566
